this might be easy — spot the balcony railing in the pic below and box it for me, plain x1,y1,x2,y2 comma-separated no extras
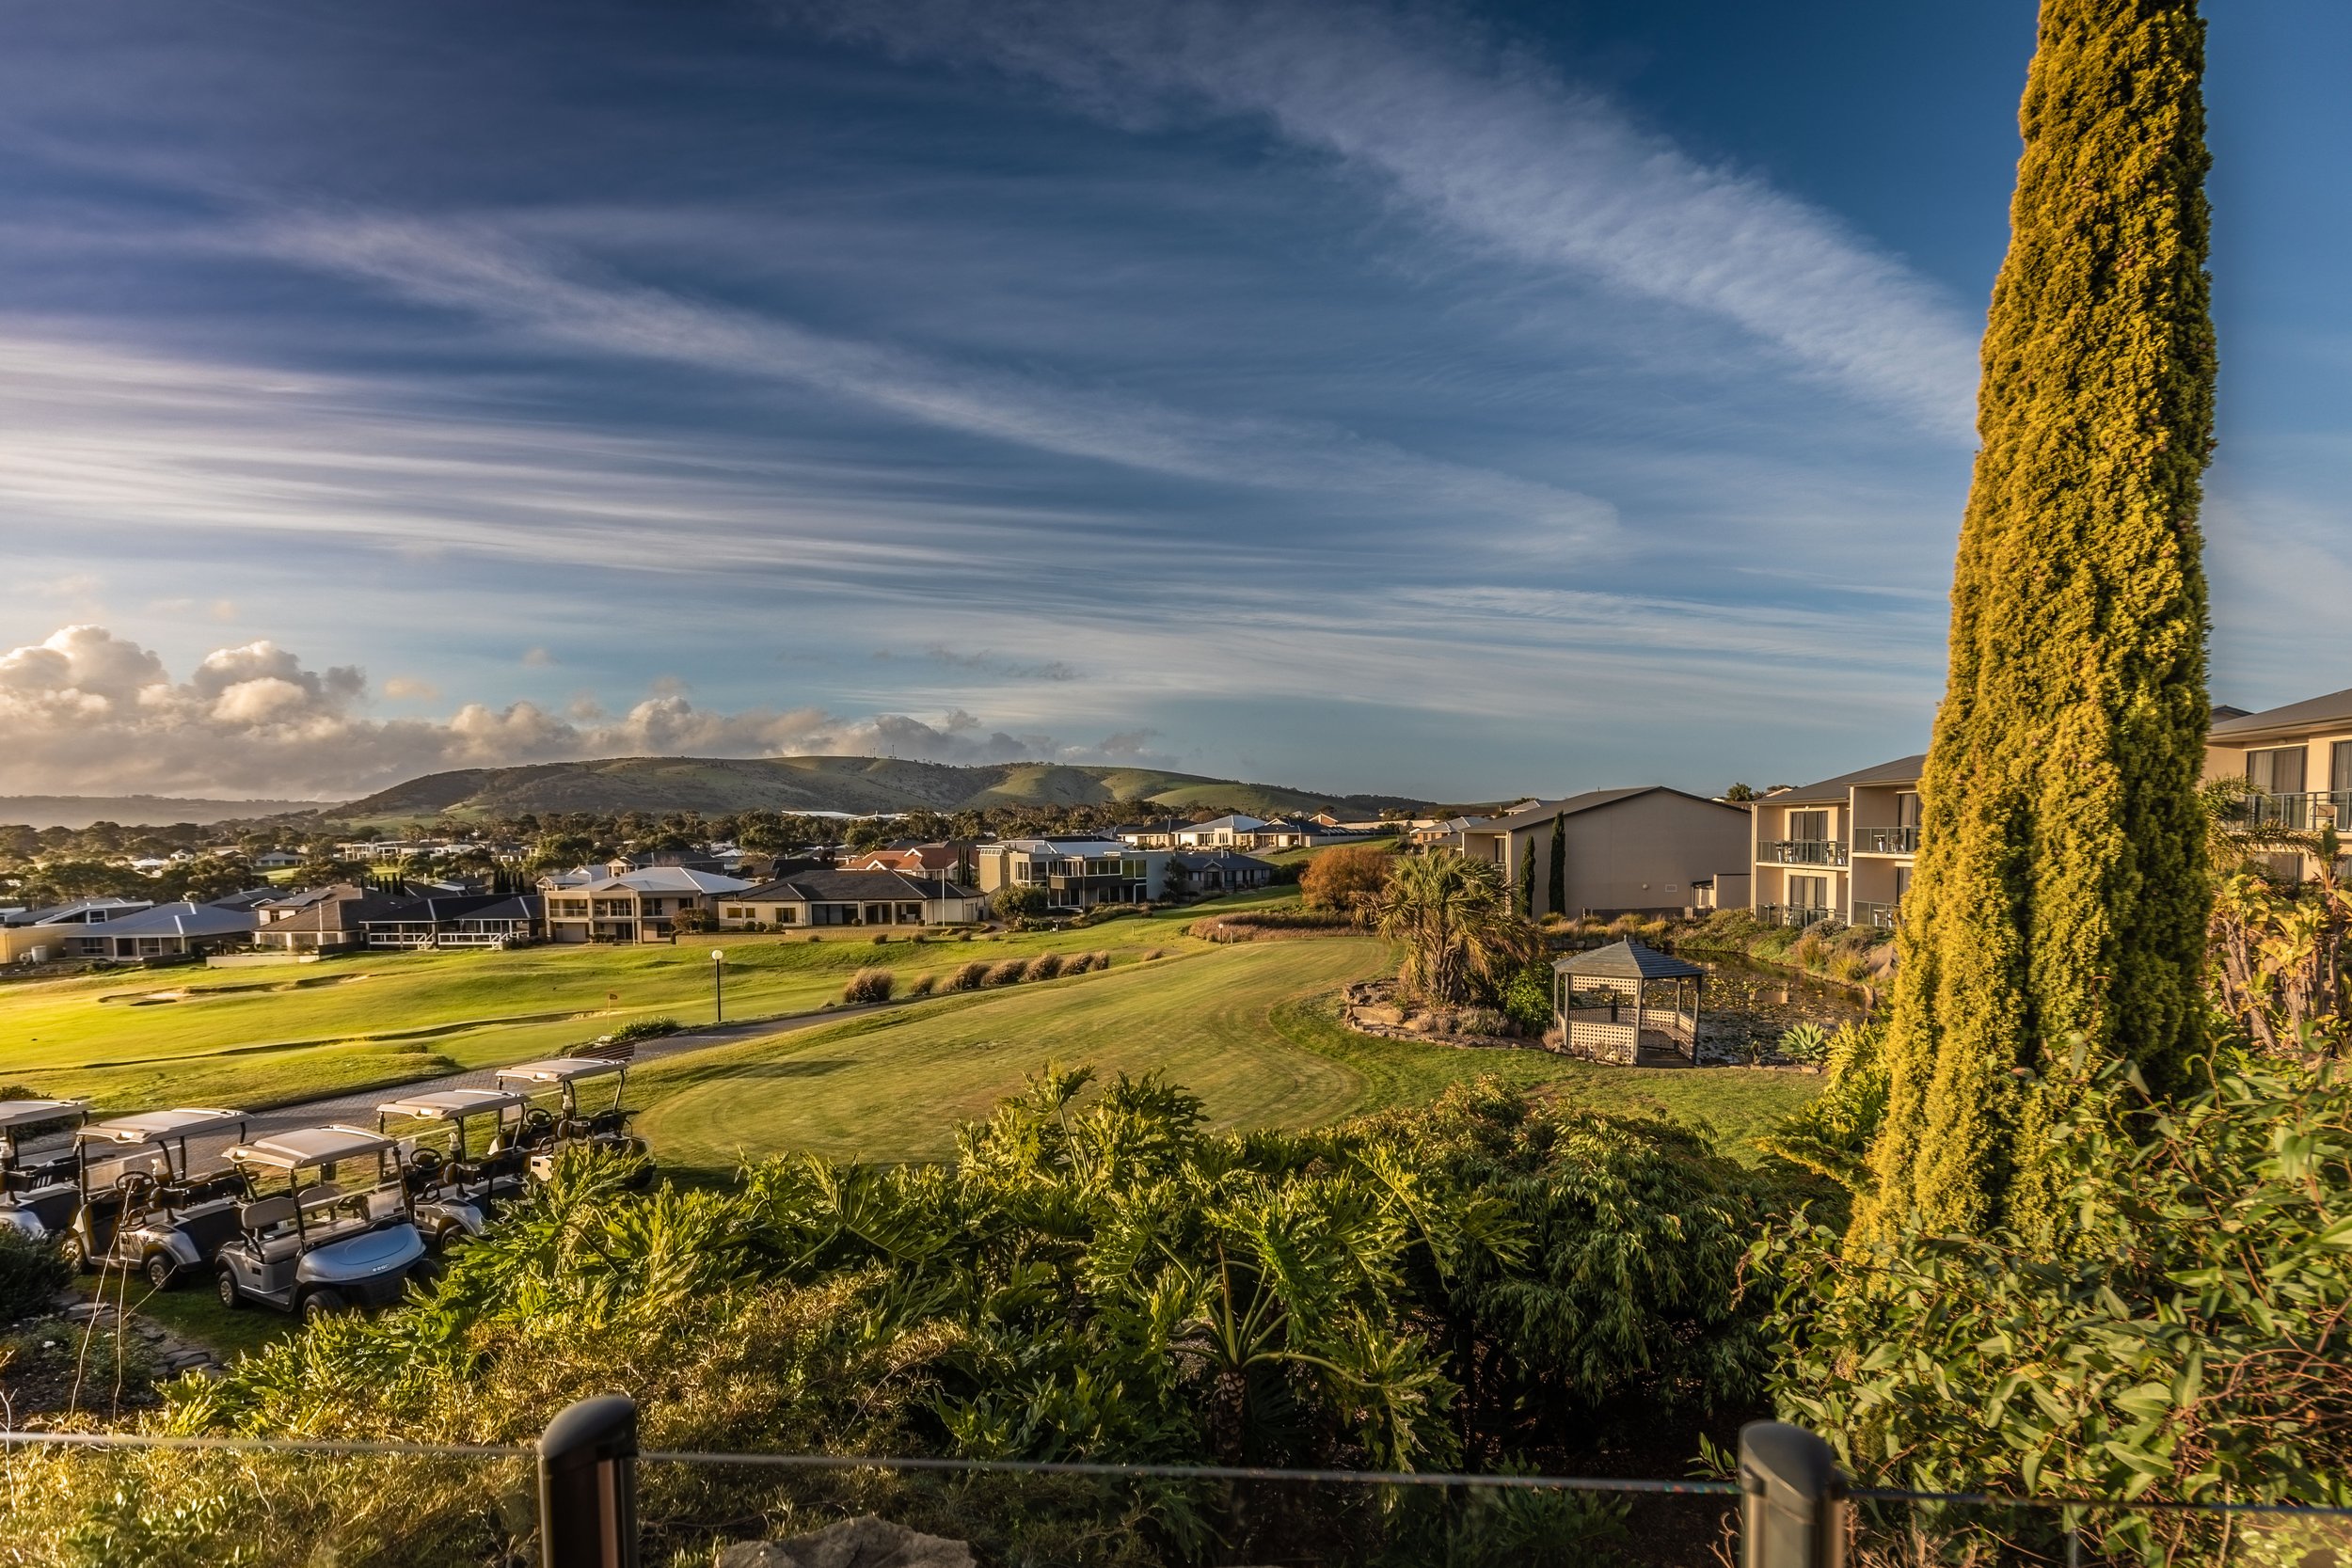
1855,825,1919,855
1757,903,1839,929
2231,790,2352,832
1759,838,1849,867
1851,899,1900,931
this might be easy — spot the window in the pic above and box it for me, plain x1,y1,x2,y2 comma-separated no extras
1895,791,1922,829
773,907,797,924
1789,875,1830,911
2334,740,2352,793
2248,746,2307,795
1788,810,1830,843
897,903,923,923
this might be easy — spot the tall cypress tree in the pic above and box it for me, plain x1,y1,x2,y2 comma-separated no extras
1854,0,2216,1241
1547,813,1567,917
1517,847,1536,918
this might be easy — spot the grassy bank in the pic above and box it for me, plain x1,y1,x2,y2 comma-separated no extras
0,895,1295,1111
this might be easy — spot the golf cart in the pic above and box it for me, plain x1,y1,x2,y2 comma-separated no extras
0,1098,90,1242
65,1106,252,1290
493,1057,653,1183
215,1125,426,1318
374,1086,532,1247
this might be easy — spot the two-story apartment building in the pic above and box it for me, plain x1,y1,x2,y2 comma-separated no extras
1748,754,1927,930
2206,686,2352,879
537,865,752,943
970,838,1167,910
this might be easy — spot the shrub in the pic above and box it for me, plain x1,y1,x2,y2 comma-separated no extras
1762,1060,2352,1559
948,960,989,991
983,959,1025,987
608,1016,682,1044
870,932,890,945
841,968,895,1005
958,930,975,942
1089,950,1111,972
1773,1022,1830,1066
991,886,1048,921
1499,960,1553,1036
1299,844,1392,919
1023,953,1063,982
905,973,938,998
1143,947,1164,960
0,1225,69,1322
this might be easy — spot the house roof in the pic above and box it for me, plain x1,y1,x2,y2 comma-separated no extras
739,869,978,902
362,895,537,926
3,896,153,928
1174,849,1272,869
80,901,260,940
1769,755,1930,806
1182,815,1267,833
1553,939,1707,980
2209,687,2352,744
546,865,753,895
1486,786,1747,832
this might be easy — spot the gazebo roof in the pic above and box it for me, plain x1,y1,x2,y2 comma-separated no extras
1552,939,1705,980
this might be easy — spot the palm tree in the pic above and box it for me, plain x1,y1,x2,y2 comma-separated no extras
1371,852,1536,1006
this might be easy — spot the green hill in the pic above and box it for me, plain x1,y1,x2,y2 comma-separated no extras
334,755,1427,822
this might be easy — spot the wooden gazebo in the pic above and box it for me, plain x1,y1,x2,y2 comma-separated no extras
1551,939,1705,1066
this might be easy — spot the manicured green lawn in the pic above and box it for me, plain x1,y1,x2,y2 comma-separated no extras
632,938,1821,1177
0,898,1291,1112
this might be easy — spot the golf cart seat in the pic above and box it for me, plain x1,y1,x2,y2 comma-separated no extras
240,1194,305,1259
173,1203,244,1262
4,1154,77,1193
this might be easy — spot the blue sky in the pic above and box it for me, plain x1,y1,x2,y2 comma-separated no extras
0,0,2344,802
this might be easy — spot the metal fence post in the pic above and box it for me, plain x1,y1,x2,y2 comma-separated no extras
1740,1420,1847,1568
540,1395,640,1568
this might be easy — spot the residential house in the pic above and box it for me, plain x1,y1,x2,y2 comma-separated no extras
1746,755,1927,930
0,896,154,963
717,870,986,929
359,895,542,950
537,865,753,943
1170,849,1277,895
971,838,1167,909
841,843,968,877
1174,815,1267,848
1113,819,1184,849
61,899,260,960
252,850,305,870
1442,788,1753,918
2206,686,2352,880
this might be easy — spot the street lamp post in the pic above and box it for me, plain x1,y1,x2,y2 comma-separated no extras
710,949,725,1026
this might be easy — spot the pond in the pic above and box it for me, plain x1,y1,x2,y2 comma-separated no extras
1690,952,1872,1065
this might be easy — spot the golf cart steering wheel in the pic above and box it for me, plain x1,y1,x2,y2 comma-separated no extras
557,1117,593,1142
408,1147,444,1176
522,1108,554,1134
116,1170,157,1200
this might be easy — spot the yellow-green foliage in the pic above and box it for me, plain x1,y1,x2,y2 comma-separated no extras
1861,0,2217,1241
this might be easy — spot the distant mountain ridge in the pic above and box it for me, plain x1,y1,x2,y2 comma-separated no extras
0,796,330,829
335,755,1433,821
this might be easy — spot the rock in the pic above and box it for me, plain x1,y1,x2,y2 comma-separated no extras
718,1515,975,1568
1352,1005,1404,1026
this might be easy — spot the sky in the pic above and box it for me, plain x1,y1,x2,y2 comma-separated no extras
1,0,2345,804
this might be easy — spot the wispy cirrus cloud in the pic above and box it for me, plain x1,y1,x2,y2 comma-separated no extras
248,214,1621,546
774,0,1982,436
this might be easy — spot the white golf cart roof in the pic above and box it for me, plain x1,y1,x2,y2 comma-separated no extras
378,1086,526,1120
229,1125,397,1171
495,1057,628,1086
78,1106,247,1146
0,1099,87,1133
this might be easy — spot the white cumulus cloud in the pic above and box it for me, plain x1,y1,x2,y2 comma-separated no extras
0,625,1161,800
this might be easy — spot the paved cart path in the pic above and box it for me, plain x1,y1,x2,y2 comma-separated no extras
234,1005,882,1139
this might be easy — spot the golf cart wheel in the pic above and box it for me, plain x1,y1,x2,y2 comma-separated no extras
142,1252,178,1292
407,1254,447,1292
215,1269,245,1311
60,1233,92,1274
298,1288,348,1322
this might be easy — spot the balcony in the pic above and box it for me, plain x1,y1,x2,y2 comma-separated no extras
2230,790,2352,832
1760,838,1849,867
1851,900,1900,931
1757,903,1839,929
1856,825,1919,855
